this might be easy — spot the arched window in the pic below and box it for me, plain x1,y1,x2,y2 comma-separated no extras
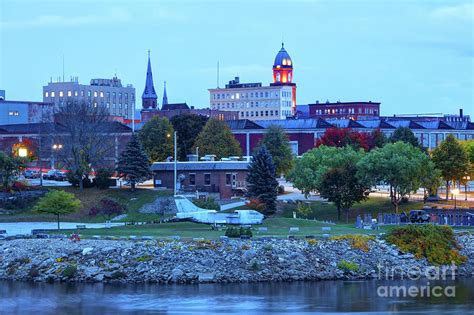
288,73,292,82
276,73,281,82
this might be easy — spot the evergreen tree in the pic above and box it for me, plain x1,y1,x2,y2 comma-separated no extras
138,116,174,162
193,118,242,159
259,125,294,176
246,145,279,214
116,134,151,191
431,135,470,200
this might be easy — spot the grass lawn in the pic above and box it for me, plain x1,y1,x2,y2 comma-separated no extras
51,217,397,240
281,197,425,223
0,187,172,223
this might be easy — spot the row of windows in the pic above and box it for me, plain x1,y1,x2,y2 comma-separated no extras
314,107,379,115
8,111,19,116
45,91,134,100
188,173,211,186
213,90,286,100
240,110,280,118
212,101,282,110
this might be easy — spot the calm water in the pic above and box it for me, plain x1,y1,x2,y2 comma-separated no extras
1,279,473,314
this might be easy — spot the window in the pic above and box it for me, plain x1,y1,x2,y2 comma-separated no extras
185,173,195,186
270,110,273,116
59,91,64,97
67,91,72,97
204,174,211,185
51,91,55,97
100,91,104,97
226,173,232,186
265,92,268,97
45,92,49,97
8,111,19,116
74,91,78,97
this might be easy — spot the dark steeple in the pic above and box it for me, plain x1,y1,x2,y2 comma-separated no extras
162,81,168,105
142,50,158,109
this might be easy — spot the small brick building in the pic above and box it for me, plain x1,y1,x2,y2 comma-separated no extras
151,161,249,199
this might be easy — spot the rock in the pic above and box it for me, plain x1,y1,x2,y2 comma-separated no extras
198,272,215,282
94,273,104,281
171,267,184,282
82,247,94,256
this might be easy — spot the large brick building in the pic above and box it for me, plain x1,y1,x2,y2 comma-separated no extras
227,115,474,157
296,101,381,120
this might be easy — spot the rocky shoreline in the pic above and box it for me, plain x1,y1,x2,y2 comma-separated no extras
1,235,473,284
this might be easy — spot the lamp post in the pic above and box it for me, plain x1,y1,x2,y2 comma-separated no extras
196,146,199,161
51,144,63,169
463,175,471,201
452,188,459,210
167,131,178,196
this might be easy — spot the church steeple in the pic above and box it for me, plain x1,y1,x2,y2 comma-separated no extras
162,81,168,105
142,50,158,109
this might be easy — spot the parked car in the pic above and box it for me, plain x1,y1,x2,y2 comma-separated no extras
43,170,67,181
409,210,431,223
24,169,40,179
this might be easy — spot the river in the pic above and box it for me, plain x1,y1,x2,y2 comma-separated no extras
1,279,473,314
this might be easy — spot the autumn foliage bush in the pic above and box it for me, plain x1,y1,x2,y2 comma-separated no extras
386,225,467,265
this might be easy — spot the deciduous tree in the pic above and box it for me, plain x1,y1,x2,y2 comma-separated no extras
357,141,431,212
259,125,294,176
390,127,421,148
0,152,26,188
288,145,365,197
316,128,370,151
431,135,470,200
139,116,174,162
170,114,208,161
34,190,81,229
319,164,370,222
193,118,241,159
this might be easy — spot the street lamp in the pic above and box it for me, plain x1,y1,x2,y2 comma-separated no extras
452,188,460,210
18,147,28,158
167,132,178,196
51,144,63,169
463,175,471,201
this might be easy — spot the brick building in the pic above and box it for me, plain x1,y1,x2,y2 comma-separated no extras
296,101,380,120
151,161,249,199
227,115,474,157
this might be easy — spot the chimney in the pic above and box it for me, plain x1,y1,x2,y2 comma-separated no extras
460,109,463,118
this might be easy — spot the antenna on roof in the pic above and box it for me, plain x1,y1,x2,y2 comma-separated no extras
217,61,220,88
62,54,65,82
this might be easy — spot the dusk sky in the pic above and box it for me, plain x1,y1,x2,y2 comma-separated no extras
0,0,472,116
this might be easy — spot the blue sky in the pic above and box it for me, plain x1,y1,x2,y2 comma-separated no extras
0,0,472,116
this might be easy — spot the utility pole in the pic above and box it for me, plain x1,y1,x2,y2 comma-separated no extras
174,131,177,196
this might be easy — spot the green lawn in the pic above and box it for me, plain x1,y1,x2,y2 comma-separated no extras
0,187,172,223
51,217,395,239
281,197,425,223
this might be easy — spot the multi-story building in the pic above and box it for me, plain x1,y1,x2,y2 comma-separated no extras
42,76,136,120
208,43,296,121
296,101,381,120
139,53,239,123
0,91,54,125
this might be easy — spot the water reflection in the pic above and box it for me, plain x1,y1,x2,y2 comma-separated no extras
0,279,472,314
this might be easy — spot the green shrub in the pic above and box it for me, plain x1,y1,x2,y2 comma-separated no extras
62,264,77,278
136,255,152,262
385,225,467,265
296,203,313,218
193,197,220,211
225,227,252,238
337,260,359,273
94,168,114,189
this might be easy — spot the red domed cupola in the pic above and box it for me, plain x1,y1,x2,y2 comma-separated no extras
271,42,296,115
273,42,293,83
